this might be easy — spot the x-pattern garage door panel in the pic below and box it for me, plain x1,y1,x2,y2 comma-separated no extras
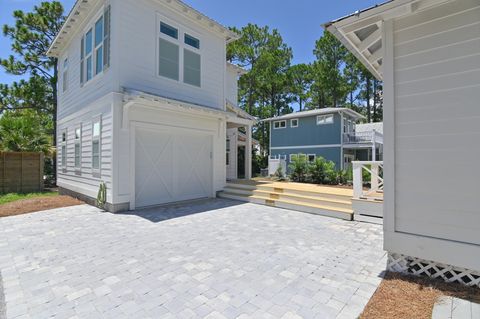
135,126,213,208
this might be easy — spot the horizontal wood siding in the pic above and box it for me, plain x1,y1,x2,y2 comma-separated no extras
57,98,113,201
393,0,480,245
116,0,225,110
57,0,116,121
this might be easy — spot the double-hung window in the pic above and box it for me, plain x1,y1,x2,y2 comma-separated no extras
159,22,180,81
74,126,82,169
158,20,201,87
80,6,110,84
290,119,298,128
92,118,101,174
183,33,201,87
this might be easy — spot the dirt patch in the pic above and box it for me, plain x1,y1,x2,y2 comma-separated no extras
0,195,84,218
361,272,480,319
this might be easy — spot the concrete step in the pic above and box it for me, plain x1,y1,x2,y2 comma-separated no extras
218,191,353,221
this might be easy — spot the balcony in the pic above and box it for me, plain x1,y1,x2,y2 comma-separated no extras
343,130,383,145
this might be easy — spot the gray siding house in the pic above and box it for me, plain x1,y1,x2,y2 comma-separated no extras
266,108,383,170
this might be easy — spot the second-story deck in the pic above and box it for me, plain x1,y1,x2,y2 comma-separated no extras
343,130,383,148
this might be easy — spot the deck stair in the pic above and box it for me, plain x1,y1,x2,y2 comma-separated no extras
218,181,354,220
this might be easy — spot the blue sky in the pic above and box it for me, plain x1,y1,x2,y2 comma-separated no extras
0,0,379,85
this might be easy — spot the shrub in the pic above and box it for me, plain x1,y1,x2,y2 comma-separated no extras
308,156,328,184
288,154,309,182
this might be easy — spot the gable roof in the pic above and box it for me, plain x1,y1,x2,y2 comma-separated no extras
356,122,383,134
47,0,239,57
323,0,451,80
263,108,365,122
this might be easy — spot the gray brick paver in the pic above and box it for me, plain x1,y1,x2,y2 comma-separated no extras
0,199,385,318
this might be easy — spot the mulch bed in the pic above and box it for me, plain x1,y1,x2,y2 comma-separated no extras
361,272,480,319
0,195,84,218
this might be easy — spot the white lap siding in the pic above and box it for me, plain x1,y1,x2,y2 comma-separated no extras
388,0,480,267
57,94,114,202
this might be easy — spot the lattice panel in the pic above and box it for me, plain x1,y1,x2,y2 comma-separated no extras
388,253,480,288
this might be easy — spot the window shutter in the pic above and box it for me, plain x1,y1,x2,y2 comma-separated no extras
80,36,84,84
103,5,111,69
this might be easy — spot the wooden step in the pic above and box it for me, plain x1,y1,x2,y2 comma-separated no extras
218,192,353,221
224,186,352,210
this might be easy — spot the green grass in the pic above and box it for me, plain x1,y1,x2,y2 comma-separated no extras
0,191,58,205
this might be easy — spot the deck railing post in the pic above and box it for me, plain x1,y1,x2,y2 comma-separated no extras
371,163,379,192
352,162,363,199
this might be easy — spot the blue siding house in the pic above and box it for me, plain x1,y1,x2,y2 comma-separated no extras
265,108,383,171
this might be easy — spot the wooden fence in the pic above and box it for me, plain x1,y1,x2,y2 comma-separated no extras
0,152,44,194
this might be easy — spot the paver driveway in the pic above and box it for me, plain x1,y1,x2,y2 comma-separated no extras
0,199,386,319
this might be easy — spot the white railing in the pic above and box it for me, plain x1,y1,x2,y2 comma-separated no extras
353,161,384,200
268,156,287,177
344,129,383,145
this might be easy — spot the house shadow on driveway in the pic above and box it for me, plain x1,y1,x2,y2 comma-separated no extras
116,198,245,223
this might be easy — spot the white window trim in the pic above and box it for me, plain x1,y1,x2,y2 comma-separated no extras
74,125,82,172
290,119,299,128
92,116,102,177
317,114,334,125
273,120,286,129
289,154,297,162
80,7,108,87
156,13,203,87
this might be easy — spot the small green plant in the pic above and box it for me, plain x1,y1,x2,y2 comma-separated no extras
308,156,328,184
96,182,107,209
288,154,309,183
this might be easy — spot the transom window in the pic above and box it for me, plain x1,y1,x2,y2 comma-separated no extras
80,6,110,84
290,119,298,128
185,34,200,49
274,120,286,129
317,114,334,125
158,19,201,87
161,22,178,39
92,118,101,172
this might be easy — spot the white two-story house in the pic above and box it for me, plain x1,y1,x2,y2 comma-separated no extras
47,0,255,212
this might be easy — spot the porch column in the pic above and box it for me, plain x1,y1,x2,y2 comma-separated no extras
245,124,252,179
371,129,377,161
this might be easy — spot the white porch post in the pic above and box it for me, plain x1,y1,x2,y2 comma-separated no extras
371,129,377,161
371,163,379,192
245,124,252,179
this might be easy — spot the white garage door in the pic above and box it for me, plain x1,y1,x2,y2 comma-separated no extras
135,125,213,208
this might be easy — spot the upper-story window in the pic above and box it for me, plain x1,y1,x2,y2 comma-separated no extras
80,6,110,84
158,19,201,87
290,119,298,128
273,120,286,129
62,58,68,92
317,114,334,125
